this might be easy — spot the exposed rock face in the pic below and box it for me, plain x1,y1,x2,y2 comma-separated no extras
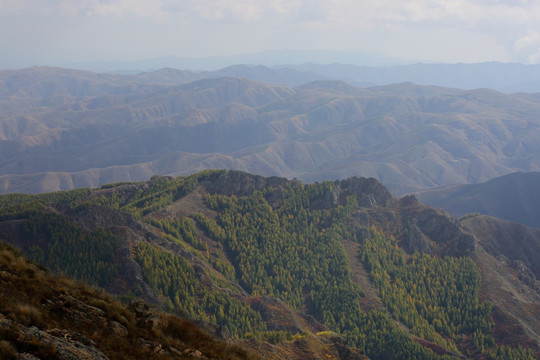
353,193,476,257
0,313,109,360
42,295,108,329
105,321,128,337
21,327,109,360
202,172,394,210
127,299,150,318
463,215,540,280
406,222,432,254
203,170,290,198
514,260,538,287
400,195,476,256
336,177,395,208
310,177,395,210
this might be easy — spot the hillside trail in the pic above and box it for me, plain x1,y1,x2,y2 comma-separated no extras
341,239,385,312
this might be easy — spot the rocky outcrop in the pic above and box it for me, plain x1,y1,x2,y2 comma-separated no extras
463,215,540,280
0,242,262,360
400,195,476,256
310,177,395,210
337,177,395,208
202,170,290,198
0,312,109,360
21,326,109,360
127,299,150,318
406,221,432,254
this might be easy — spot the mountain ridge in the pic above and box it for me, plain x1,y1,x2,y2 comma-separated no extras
0,170,538,359
415,172,540,228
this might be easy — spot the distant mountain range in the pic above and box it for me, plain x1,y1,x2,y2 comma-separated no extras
284,62,540,93
65,53,540,93
65,49,407,72
415,172,540,228
2,66,540,194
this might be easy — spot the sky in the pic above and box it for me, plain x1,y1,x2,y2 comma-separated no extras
1,0,540,69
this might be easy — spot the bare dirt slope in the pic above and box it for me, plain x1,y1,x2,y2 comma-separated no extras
342,239,384,312
474,245,540,350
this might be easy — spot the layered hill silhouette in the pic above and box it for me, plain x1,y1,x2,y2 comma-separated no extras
79,54,540,93
0,170,538,359
286,62,540,93
415,172,540,228
2,67,540,194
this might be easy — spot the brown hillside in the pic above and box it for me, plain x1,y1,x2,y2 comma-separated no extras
0,242,262,360
3,67,540,194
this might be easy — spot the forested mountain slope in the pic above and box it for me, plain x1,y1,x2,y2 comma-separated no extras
3,67,540,194
0,170,537,359
0,241,372,360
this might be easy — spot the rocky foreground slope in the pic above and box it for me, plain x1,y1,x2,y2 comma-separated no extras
0,242,260,360
0,170,538,359
0,241,369,360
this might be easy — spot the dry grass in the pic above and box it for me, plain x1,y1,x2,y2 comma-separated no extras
0,242,262,360
0,340,17,360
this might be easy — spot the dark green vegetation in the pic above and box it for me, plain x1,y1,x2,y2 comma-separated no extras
202,186,438,359
4,67,540,195
136,242,266,338
0,198,120,287
23,212,121,287
361,227,490,354
0,170,538,359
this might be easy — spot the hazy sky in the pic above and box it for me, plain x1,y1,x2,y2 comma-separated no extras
2,0,540,69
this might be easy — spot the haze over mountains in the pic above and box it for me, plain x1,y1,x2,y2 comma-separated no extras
2,60,540,359
284,62,540,93
2,65,540,194
68,54,540,93
416,172,540,229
